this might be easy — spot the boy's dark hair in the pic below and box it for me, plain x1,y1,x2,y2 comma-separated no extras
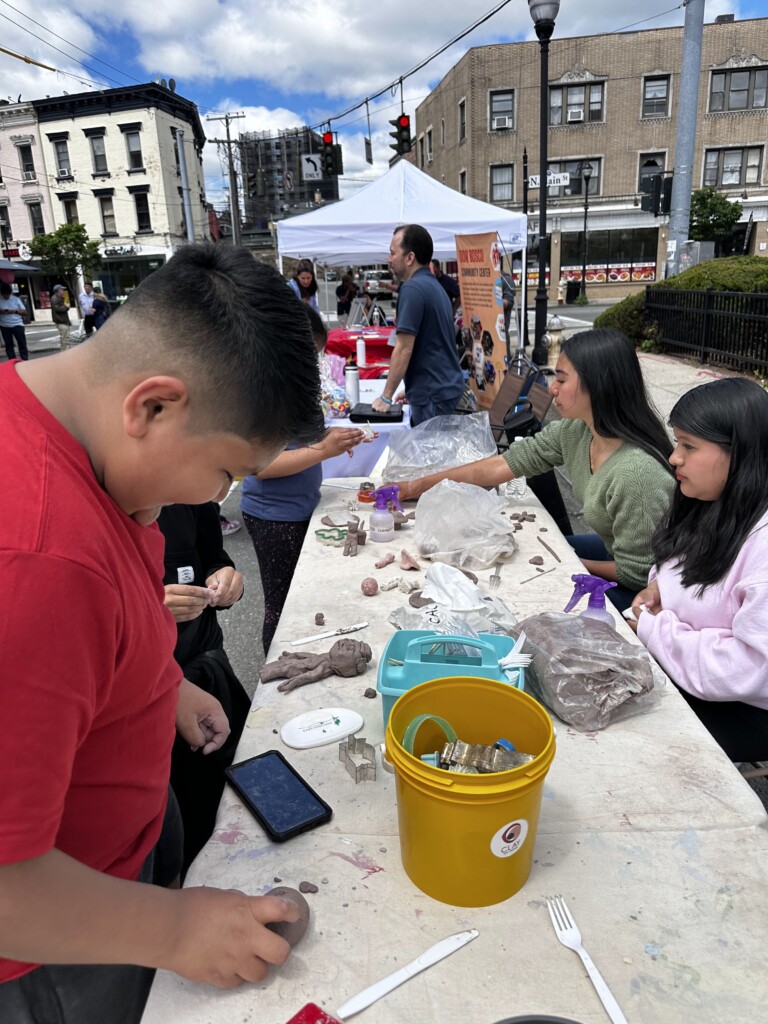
101,244,324,446
653,377,768,591
0,284,12,298
304,303,327,351
561,327,673,472
393,224,433,266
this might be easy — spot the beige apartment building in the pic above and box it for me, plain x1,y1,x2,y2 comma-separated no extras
414,15,768,299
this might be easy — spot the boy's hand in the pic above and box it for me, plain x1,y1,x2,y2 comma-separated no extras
162,888,299,986
631,579,661,618
163,584,211,623
323,427,367,457
206,566,244,608
176,679,230,754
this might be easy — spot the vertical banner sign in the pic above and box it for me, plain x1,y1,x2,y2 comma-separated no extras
455,233,513,409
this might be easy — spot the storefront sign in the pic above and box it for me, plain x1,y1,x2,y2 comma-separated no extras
104,245,137,257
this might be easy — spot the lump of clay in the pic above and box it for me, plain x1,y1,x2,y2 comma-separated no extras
375,552,395,569
299,880,319,894
380,576,402,591
529,555,544,566
400,549,420,571
265,886,310,947
361,577,379,596
364,687,377,699
314,612,325,626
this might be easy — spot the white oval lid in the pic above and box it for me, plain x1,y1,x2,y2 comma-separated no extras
280,707,364,749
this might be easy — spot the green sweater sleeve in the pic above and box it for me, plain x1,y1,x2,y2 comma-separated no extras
501,419,573,478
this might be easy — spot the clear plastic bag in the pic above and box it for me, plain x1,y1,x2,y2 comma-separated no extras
511,611,664,731
388,563,518,634
383,412,496,482
413,480,517,571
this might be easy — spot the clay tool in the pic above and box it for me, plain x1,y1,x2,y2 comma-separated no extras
519,566,557,585
320,482,359,490
537,535,562,562
283,930,478,1023
290,622,369,647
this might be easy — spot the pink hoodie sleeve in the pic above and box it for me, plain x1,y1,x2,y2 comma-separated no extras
637,580,768,708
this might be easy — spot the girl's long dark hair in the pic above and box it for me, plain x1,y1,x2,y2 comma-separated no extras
561,328,673,471
653,377,768,590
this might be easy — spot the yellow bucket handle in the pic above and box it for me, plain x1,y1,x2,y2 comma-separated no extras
402,714,457,756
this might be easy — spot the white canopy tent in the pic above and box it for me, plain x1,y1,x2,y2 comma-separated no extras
277,160,527,265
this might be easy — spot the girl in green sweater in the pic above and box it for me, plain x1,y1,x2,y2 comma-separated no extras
396,329,675,611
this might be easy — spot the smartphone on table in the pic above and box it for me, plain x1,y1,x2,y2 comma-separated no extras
225,750,333,842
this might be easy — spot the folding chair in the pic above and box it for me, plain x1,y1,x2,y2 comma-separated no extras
487,371,530,448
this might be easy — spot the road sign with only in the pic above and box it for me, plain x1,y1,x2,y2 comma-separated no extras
301,154,322,181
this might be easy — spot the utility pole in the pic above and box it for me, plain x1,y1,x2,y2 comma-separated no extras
666,0,704,278
206,111,245,246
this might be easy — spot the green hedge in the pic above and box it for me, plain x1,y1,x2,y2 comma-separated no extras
594,256,768,344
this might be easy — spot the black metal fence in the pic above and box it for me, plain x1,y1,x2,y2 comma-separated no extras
645,287,768,373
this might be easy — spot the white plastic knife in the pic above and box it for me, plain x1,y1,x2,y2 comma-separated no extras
290,622,369,647
335,929,478,1020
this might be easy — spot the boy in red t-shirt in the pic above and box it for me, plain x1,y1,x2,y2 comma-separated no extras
0,244,325,1023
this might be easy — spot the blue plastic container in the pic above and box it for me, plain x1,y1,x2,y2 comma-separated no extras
377,630,524,727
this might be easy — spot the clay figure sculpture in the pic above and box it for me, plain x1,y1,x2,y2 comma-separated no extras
361,577,379,596
375,552,396,569
343,516,367,557
392,510,416,531
400,549,420,571
264,886,311,947
259,638,373,692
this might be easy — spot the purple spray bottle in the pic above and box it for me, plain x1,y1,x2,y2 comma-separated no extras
563,573,617,625
369,485,403,543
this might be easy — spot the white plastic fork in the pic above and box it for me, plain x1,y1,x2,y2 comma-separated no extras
546,896,629,1024
489,562,503,591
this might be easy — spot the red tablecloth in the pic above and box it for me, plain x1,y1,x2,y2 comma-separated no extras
326,328,395,378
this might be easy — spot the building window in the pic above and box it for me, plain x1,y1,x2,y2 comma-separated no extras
547,159,601,197
134,192,152,232
560,227,658,283
426,129,433,162
489,90,514,130
18,144,36,180
642,76,670,118
172,132,181,174
0,206,12,241
440,117,445,146
490,164,514,203
62,198,79,224
27,202,45,236
418,136,425,169
550,83,604,125
703,146,762,187
53,140,72,178
90,136,108,174
710,67,767,112
99,197,117,235
459,170,467,195
125,132,143,170
638,153,665,190
458,99,466,141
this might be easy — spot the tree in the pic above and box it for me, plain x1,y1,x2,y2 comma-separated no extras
29,222,102,297
688,188,743,256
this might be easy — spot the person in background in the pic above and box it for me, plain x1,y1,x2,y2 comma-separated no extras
242,305,367,653
51,284,72,350
361,291,389,327
394,328,675,611
0,284,28,360
159,502,250,874
335,273,356,326
632,378,768,762
429,258,460,313
79,281,96,336
372,225,464,427
92,288,111,330
0,244,324,1022
499,258,516,350
287,259,320,311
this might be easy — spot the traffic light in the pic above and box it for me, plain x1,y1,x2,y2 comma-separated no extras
322,130,335,176
661,174,673,216
640,174,662,216
246,169,265,198
332,144,344,176
389,113,412,156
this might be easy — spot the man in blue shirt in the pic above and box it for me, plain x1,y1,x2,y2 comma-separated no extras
0,284,28,360
372,225,464,427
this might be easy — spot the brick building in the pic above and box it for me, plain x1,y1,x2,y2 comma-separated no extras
414,15,768,298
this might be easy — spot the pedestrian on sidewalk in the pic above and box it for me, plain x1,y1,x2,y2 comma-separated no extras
51,284,72,350
0,284,28,360
79,282,96,336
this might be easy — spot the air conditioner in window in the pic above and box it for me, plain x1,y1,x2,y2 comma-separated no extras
567,108,584,123
492,116,511,130
58,170,73,180
22,169,37,181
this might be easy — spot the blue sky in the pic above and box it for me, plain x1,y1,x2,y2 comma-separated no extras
0,0,757,206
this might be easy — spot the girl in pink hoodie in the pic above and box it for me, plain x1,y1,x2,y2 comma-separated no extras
632,377,768,762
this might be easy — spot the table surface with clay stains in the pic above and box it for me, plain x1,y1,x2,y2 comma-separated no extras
143,482,768,1024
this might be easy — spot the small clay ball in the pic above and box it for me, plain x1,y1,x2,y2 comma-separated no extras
529,555,544,565
364,687,377,699
299,880,319,894
265,886,310,947
314,612,325,626
361,577,379,596
539,527,548,533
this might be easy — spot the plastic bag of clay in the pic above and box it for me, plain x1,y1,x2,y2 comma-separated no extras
388,564,518,635
382,412,496,482
510,611,664,731
412,479,517,571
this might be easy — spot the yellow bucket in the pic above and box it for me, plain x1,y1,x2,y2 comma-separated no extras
386,675,555,907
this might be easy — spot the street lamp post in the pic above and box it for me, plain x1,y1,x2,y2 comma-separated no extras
528,1,560,362
579,161,593,302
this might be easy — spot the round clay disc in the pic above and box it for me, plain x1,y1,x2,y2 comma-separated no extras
265,886,311,946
